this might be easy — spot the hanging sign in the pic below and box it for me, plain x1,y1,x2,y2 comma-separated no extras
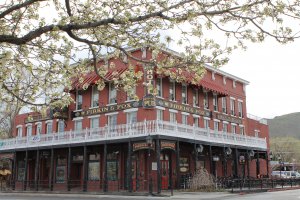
160,140,176,151
132,142,155,151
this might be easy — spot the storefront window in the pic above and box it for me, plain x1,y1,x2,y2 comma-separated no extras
17,161,25,181
88,154,100,181
107,153,118,181
56,157,66,183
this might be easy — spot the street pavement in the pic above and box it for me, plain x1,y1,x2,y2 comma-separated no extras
0,190,300,200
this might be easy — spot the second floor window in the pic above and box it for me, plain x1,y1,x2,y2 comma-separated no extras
222,123,228,133
26,125,32,137
127,112,137,124
182,84,187,104
213,94,218,111
76,90,83,110
232,124,236,134
203,92,209,109
182,114,188,125
91,85,99,107
109,83,117,104
238,101,243,118
46,122,52,134
157,109,163,121
127,86,136,101
156,78,162,97
255,130,259,137
90,117,99,129
74,120,82,131
240,126,244,135
204,119,209,129
222,97,227,113
57,120,65,133
17,126,22,137
193,117,199,127
36,123,42,135
193,89,199,107
230,98,235,116
170,112,176,123
169,80,176,101
108,114,117,127
214,121,219,131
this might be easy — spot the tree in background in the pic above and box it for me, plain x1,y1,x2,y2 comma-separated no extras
1,0,300,109
270,136,300,163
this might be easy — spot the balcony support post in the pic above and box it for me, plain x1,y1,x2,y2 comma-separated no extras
23,150,28,191
49,148,54,191
103,143,108,192
12,151,17,190
34,149,40,191
83,145,88,192
223,146,227,177
176,140,180,189
266,152,269,178
127,140,132,192
156,139,161,194
256,151,260,177
67,146,72,191
234,148,239,178
247,150,250,179
209,145,213,175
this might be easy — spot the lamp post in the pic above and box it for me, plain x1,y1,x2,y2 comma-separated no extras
146,134,153,195
278,156,283,178
213,155,220,189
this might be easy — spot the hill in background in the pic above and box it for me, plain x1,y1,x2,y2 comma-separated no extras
267,112,300,138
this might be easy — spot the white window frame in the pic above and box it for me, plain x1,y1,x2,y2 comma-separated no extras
170,112,177,123
193,117,199,127
222,122,228,133
91,85,99,108
213,94,218,112
73,117,83,131
193,89,199,107
109,82,117,104
240,125,245,135
35,122,42,135
182,114,188,125
182,84,188,104
107,114,118,132
203,91,209,109
46,120,53,134
214,121,219,131
169,80,176,101
26,124,32,137
255,130,260,137
156,78,163,98
16,125,22,138
238,100,243,118
57,120,65,133
204,118,210,130
230,98,235,116
126,86,136,101
231,124,236,134
89,116,100,129
157,109,164,121
76,90,83,110
126,111,137,124
222,97,227,113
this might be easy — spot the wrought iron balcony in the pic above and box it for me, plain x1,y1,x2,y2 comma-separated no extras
0,120,267,151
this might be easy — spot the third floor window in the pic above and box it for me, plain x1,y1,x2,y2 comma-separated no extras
76,90,83,110
203,92,209,109
238,101,243,118
213,94,218,111
169,80,176,101
192,89,199,107
109,83,117,104
182,84,187,104
222,97,227,113
91,85,99,108
156,78,162,97
230,98,235,116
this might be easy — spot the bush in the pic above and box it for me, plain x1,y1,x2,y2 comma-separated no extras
187,167,216,191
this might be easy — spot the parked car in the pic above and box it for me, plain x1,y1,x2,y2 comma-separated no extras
271,171,300,178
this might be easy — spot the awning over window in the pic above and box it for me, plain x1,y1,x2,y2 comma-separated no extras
200,80,228,96
71,67,127,90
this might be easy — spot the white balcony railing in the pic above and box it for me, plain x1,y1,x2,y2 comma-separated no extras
0,120,267,151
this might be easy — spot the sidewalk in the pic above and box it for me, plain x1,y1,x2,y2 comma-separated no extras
0,190,237,199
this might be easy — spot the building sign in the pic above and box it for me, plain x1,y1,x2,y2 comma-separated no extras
160,140,176,151
156,99,211,117
239,155,246,165
215,113,243,124
132,142,155,151
142,94,156,109
73,100,142,118
144,65,154,94
25,114,50,123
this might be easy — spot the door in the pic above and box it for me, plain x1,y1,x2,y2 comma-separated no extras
131,157,139,191
161,160,169,189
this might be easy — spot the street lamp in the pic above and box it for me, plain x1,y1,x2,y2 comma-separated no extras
213,155,220,189
146,134,153,195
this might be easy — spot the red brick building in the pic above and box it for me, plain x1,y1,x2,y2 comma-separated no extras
0,48,269,193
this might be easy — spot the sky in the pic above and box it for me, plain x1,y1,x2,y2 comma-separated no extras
221,39,300,119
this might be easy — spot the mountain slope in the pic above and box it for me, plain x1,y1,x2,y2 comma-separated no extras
267,112,300,138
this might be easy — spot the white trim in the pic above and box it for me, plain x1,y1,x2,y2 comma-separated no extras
238,99,243,102
239,124,245,127
230,97,236,100
213,119,220,122
106,103,117,106
89,106,99,109
35,122,42,125
212,72,215,80
105,112,119,116
25,123,32,127
233,80,236,88
223,76,227,85
181,112,190,116
16,125,23,128
73,109,83,112
88,115,101,119
192,114,200,118
156,106,166,110
45,120,53,124
222,121,229,124
203,117,211,120
169,109,178,113
72,117,83,121
231,123,237,126
123,108,138,113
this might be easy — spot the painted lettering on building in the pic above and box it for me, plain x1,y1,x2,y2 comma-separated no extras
160,140,176,150
215,113,243,124
133,142,155,151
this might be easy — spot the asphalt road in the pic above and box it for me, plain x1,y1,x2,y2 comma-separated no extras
0,190,300,200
